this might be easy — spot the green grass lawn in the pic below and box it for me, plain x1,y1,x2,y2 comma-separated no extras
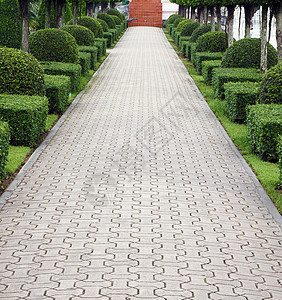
164,29,281,213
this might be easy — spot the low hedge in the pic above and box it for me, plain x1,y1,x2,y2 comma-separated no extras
109,29,118,41
95,41,103,61
79,52,91,76
41,61,82,92
212,68,263,99
202,60,222,84
95,38,107,56
190,43,197,65
44,74,70,113
171,28,177,40
0,94,48,146
224,82,259,123
168,24,174,35
78,45,98,70
185,42,196,60
181,41,190,57
247,104,282,161
179,36,190,48
278,136,282,189
0,121,10,180
193,52,223,74
104,32,114,47
175,32,181,46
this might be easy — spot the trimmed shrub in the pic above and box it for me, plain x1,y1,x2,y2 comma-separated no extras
173,17,184,28
104,32,114,47
110,15,122,26
202,60,222,84
185,42,196,60
257,62,282,104
190,43,197,65
68,17,104,38
107,8,123,20
95,38,107,56
179,36,190,48
98,13,116,29
79,52,91,76
278,136,282,189
225,82,259,123
176,19,192,33
172,28,177,40
190,24,215,43
181,41,190,56
212,68,263,99
62,25,95,46
175,32,181,46
98,18,109,32
41,61,81,92
196,31,227,53
109,29,118,41
95,41,103,61
0,94,48,146
221,38,278,69
247,104,282,161
194,52,224,74
0,47,45,96
180,21,200,37
79,45,98,70
0,121,10,180
166,14,182,27
29,28,79,64
44,74,70,113
168,24,174,35
0,0,21,49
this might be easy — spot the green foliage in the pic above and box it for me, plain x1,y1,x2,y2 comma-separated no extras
258,62,282,104
0,121,10,180
166,14,182,27
181,41,190,56
247,104,282,161
221,38,278,69
110,15,122,26
107,8,123,20
179,36,190,48
278,136,282,189
0,47,45,96
0,0,21,49
180,21,200,37
62,25,95,46
44,74,71,113
202,60,222,84
95,38,107,56
185,42,196,60
78,45,98,70
79,52,91,76
98,19,109,32
225,82,259,123
0,94,48,146
104,32,113,47
98,13,116,29
194,52,223,74
190,24,216,43
29,28,79,64
68,16,104,38
196,31,227,53
173,17,184,28
212,68,263,99
41,61,82,92
176,19,191,32
109,29,118,41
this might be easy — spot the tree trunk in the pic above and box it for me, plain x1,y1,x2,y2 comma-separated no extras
204,6,208,24
244,4,255,38
216,5,222,31
261,5,268,73
45,0,51,28
199,7,205,25
274,3,282,62
101,2,108,12
110,2,115,9
55,0,65,28
226,5,235,47
210,7,215,31
86,2,94,17
191,7,195,21
187,6,190,19
19,0,29,52
73,1,79,25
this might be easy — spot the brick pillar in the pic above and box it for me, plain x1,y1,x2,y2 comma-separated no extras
129,0,162,27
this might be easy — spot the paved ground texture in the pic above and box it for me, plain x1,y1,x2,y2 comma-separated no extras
0,27,281,299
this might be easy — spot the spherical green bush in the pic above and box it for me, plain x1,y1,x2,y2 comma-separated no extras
62,25,95,46
166,14,182,26
97,19,109,32
173,17,185,28
0,47,45,96
221,38,278,69
196,31,227,52
190,24,217,42
110,15,122,25
29,28,79,64
257,62,282,104
180,21,200,37
176,19,192,32
68,17,104,38
98,13,116,29
107,8,123,20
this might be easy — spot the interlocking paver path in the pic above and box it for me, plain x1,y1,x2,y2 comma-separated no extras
0,27,281,299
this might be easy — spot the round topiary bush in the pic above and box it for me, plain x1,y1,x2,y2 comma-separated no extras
221,38,278,69
97,19,109,32
29,28,79,64
180,21,200,36
0,0,21,49
107,8,123,20
195,31,227,52
173,17,184,28
98,13,116,29
0,47,45,96
190,24,217,42
110,15,122,25
166,14,182,26
68,16,104,38
62,25,95,46
257,62,282,104
176,19,192,32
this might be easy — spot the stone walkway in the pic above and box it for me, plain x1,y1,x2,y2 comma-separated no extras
0,27,281,299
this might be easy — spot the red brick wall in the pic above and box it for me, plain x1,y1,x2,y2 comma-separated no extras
129,0,162,27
